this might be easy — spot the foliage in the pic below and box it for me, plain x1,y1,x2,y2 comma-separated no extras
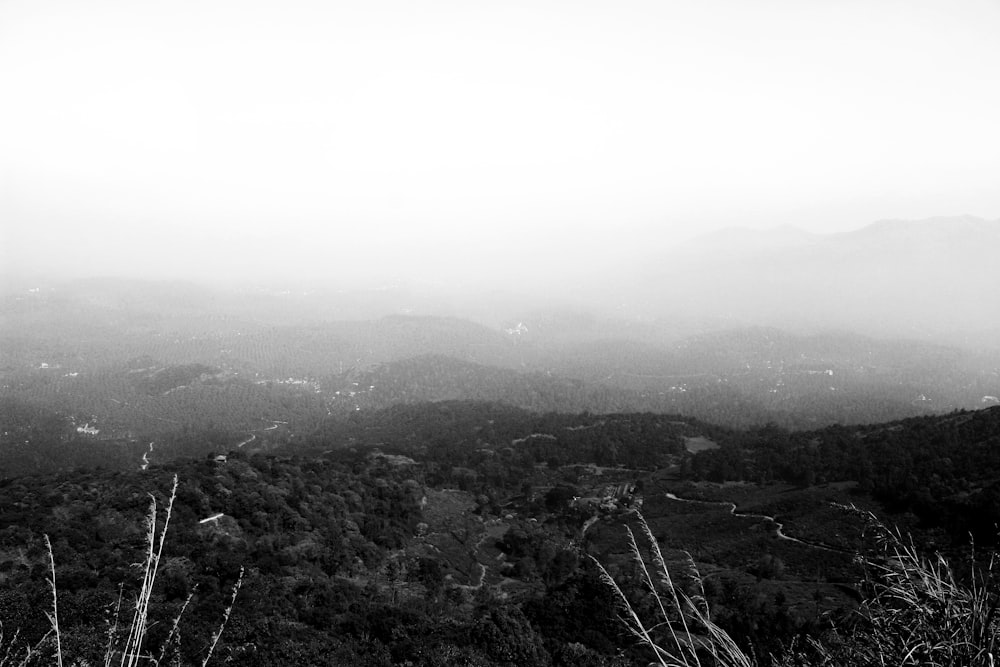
592,512,753,667
799,505,1000,666
689,407,1000,544
596,509,1000,667
3,476,243,666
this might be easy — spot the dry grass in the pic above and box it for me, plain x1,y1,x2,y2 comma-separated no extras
199,565,243,667
1,622,35,667
42,535,62,667
3,476,243,666
591,511,753,667
116,475,179,666
801,505,1000,667
595,508,1000,667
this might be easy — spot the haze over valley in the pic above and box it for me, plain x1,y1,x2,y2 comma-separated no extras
3,216,999,446
3,0,1000,664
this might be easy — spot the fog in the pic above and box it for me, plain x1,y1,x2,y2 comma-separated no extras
2,0,1000,338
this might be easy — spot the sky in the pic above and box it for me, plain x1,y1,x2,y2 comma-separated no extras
2,0,999,288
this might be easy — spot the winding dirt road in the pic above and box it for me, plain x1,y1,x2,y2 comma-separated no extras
664,492,852,554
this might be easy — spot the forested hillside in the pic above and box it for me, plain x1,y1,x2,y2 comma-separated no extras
688,406,1000,543
4,398,1000,664
0,408,713,665
4,281,998,446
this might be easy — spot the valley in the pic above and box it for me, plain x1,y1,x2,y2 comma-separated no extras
3,0,998,654
1,265,999,665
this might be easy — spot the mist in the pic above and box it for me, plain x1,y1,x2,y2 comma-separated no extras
3,0,1000,343
8,5,1000,660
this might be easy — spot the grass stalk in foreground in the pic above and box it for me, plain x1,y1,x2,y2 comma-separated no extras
591,511,752,667
808,504,1000,666
200,566,243,667
43,535,63,667
118,475,178,667
596,507,1000,667
6,475,242,666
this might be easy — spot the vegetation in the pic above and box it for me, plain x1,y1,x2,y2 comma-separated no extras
5,282,997,437
805,505,999,666
0,448,625,664
592,512,753,667
7,475,992,665
3,280,1000,663
596,508,1000,666
2,476,243,666
688,407,1000,544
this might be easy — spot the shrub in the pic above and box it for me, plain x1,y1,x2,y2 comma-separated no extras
2,476,242,666
595,508,1000,667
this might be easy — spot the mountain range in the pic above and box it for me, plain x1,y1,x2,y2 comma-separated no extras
619,216,1000,343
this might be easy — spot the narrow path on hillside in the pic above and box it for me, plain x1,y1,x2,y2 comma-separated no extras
236,421,284,448
140,441,155,471
664,492,852,555
468,529,491,589
456,521,508,591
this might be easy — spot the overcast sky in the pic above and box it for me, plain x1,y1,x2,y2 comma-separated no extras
2,0,999,287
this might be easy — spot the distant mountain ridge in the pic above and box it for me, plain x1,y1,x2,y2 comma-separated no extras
3,274,998,449
633,216,1000,342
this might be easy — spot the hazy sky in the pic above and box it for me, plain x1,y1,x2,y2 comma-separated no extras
2,0,999,287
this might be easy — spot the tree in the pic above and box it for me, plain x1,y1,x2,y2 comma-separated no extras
544,485,576,513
